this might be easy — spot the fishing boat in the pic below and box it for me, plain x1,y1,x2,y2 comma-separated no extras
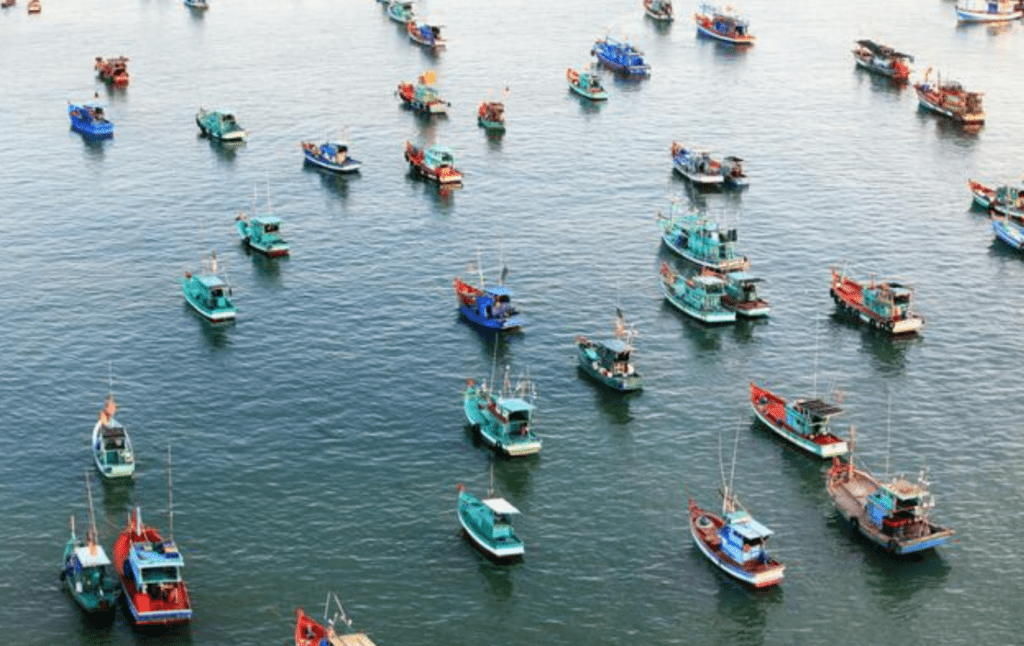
670,143,723,186
463,367,541,457
688,490,784,588
591,36,651,75
694,4,754,44
478,100,506,131
92,388,135,479
1,1,16,9
966,178,998,209
914,68,984,125
27,0,38,12
710,269,769,317
576,309,643,391
991,214,1024,252
407,20,445,47
749,382,848,458
955,0,1022,22
68,102,114,138
181,251,237,322
659,261,736,324
720,156,748,187
113,450,192,626
657,205,749,272
643,0,674,21
967,180,1024,219
295,594,378,646
566,65,609,101
236,210,289,257
827,442,955,554
404,141,462,184
183,0,208,8
302,140,362,173
385,0,415,23
457,477,524,561
829,267,924,335
94,56,130,86
851,40,913,82
453,273,523,331
61,477,120,617
195,107,247,141
396,70,449,114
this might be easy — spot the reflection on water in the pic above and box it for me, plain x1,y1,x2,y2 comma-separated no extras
98,474,135,537
477,558,517,602
492,454,535,500
709,578,783,646
579,366,641,425
853,65,909,96
203,136,244,164
190,307,234,349
75,131,110,158
305,164,353,199
659,299,726,352
245,247,286,287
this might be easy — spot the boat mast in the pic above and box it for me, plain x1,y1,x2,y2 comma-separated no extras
85,472,98,549
167,445,174,540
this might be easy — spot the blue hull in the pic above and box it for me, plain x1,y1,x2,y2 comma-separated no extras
992,218,1024,251
458,305,524,331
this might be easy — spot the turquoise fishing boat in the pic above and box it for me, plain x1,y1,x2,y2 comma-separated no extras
478,100,506,131
566,65,608,100
386,0,414,23
659,262,736,324
463,368,541,457
61,477,120,617
195,107,247,141
181,251,237,322
457,480,524,561
91,389,135,479
68,102,114,138
644,0,674,21
658,205,749,272
749,382,848,458
236,205,289,257
397,70,449,114
576,309,643,391
714,270,769,317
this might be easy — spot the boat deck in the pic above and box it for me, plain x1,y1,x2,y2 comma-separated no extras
831,478,872,516
327,633,377,646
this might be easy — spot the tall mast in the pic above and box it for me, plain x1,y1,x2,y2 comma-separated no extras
167,445,174,540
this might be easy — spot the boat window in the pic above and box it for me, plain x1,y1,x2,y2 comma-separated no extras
508,410,529,422
140,566,180,583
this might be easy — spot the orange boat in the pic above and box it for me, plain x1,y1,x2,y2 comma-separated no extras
295,595,377,646
95,56,130,86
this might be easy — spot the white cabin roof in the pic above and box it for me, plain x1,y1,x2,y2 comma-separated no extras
74,544,112,568
483,497,520,515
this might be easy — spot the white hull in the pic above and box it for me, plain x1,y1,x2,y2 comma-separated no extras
91,419,135,478
955,6,1022,21
458,511,524,558
689,523,784,588
672,161,724,185
750,408,847,458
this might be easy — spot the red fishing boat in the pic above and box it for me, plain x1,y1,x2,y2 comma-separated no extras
403,141,462,184
295,594,378,646
94,56,130,86
113,508,192,626
914,68,984,124
829,267,924,335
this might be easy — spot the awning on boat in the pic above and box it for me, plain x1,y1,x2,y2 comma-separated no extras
74,545,112,568
500,399,534,414
796,399,842,417
482,497,520,515
486,285,514,297
729,515,774,540
855,39,913,61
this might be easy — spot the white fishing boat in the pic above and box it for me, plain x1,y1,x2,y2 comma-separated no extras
91,380,135,479
955,0,1022,22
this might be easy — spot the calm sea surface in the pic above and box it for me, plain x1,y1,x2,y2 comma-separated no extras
2,0,1023,644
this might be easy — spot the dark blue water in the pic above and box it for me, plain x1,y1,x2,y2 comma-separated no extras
2,0,1023,644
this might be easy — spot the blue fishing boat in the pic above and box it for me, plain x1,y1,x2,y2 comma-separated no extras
591,37,650,75
463,369,541,457
689,489,784,588
386,0,414,23
195,107,247,141
68,102,114,138
576,309,643,392
660,262,736,324
658,205,749,272
644,0,674,21
61,478,120,617
301,140,362,173
694,4,755,45
407,20,445,47
827,441,955,554
672,143,744,187
236,210,289,257
749,382,848,458
457,475,524,561
91,389,135,479
991,214,1024,251
181,251,237,322
397,70,449,114
566,65,608,101
453,266,523,331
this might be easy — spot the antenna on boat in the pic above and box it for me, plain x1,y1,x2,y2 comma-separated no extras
885,392,892,481
488,336,499,393
84,471,98,551
167,445,174,541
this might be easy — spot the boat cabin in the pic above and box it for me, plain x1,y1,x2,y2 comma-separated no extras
68,545,113,590
498,398,534,435
250,215,284,244
723,271,762,303
865,480,927,533
789,398,842,437
127,540,185,593
480,497,520,542
424,145,455,169
863,281,913,319
100,424,130,463
196,275,231,309
719,510,774,564
596,338,632,372
321,142,349,164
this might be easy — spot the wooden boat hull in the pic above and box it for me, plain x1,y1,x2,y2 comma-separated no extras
826,462,955,554
967,179,996,209
722,295,770,318
672,161,725,186
748,383,847,458
829,270,924,335
853,55,909,81
694,17,755,45
915,87,985,124
688,500,784,588
303,151,362,173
